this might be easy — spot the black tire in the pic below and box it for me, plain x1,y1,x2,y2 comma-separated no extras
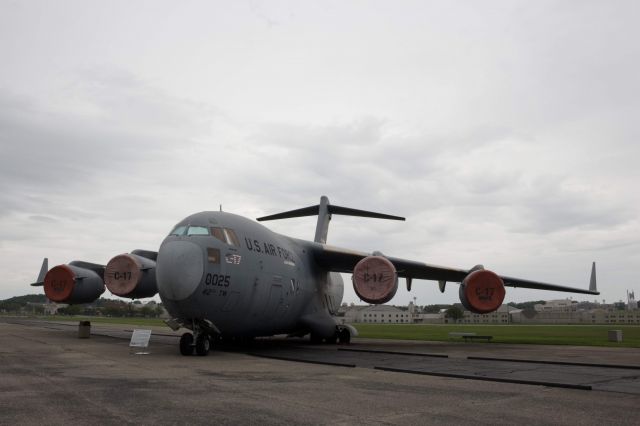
195,334,211,356
338,328,351,344
238,336,255,346
309,333,323,344
325,333,338,344
180,333,194,356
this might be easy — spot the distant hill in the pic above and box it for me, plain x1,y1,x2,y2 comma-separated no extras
0,294,48,311
1,294,48,305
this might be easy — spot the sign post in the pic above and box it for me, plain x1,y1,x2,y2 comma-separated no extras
129,329,152,355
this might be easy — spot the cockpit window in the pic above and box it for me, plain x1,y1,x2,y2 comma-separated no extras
211,227,225,243
210,227,240,246
187,226,210,236
170,225,187,236
224,228,240,246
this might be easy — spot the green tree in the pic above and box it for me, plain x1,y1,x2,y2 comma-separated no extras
60,305,83,316
424,304,450,313
139,305,155,318
103,305,125,317
154,306,164,318
445,306,464,323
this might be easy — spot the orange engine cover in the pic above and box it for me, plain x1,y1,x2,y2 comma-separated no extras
352,256,398,304
44,263,105,304
44,265,75,302
459,269,505,314
104,253,157,299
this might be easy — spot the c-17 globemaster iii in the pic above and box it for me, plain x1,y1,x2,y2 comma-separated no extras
31,196,599,356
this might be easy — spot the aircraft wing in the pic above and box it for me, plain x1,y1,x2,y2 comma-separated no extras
310,243,599,295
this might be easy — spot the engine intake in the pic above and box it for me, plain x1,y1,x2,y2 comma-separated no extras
459,268,505,314
44,262,105,304
352,256,398,304
104,252,158,299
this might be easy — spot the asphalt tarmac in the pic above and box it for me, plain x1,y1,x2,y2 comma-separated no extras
1,317,639,425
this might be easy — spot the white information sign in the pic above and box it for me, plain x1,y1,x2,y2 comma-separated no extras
129,329,152,354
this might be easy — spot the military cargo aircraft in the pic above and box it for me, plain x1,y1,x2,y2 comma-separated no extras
31,196,599,356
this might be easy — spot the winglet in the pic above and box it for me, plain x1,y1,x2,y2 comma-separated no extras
30,258,48,286
589,261,597,293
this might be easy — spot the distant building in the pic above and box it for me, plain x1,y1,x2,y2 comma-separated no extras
590,309,640,324
511,306,640,324
534,299,578,312
457,304,511,324
44,302,66,315
627,291,638,310
344,305,411,323
413,313,445,324
343,293,640,325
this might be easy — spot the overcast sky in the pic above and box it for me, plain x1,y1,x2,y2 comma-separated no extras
1,0,638,306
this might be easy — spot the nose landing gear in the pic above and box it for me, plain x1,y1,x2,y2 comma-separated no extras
179,332,194,356
179,331,213,356
195,334,210,356
337,327,351,344
178,319,220,356
309,325,355,345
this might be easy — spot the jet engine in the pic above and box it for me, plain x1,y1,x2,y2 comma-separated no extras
352,256,398,304
44,261,105,304
459,267,505,314
104,250,158,299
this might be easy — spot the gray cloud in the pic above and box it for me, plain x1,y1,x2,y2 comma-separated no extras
1,1,638,305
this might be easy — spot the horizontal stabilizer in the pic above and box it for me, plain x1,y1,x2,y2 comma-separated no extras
257,202,405,222
328,205,405,221
257,196,405,244
257,205,320,222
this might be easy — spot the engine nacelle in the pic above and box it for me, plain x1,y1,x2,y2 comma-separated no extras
104,252,158,299
44,262,105,304
352,256,398,304
459,269,505,314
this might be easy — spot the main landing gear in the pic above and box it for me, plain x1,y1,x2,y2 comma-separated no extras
337,327,351,344
309,326,352,345
178,318,222,356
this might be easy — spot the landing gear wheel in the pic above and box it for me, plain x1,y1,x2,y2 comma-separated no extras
180,333,194,356
338,328,351,344
310,333,323,344
238,336,255,346
195,334,211,356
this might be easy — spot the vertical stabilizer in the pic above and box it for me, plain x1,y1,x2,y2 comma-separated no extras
589,262,597,293
314,196,331,244
30,258,48,286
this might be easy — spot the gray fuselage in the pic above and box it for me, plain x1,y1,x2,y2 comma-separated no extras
156,211,344,337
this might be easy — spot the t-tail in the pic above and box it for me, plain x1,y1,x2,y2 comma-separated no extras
257,195,405,243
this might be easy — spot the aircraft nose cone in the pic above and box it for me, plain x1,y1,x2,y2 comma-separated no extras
156,240,204,301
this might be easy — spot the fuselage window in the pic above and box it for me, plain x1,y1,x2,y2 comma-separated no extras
170,225,187,236
187,226,210,236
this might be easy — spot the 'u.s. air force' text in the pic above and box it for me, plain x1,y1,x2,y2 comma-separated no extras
244,238,294,262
